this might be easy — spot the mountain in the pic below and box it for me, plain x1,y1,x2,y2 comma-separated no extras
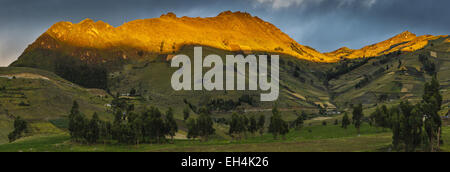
12,11,331,65
325,31,445,59
8,11,449,113
11,12,448,73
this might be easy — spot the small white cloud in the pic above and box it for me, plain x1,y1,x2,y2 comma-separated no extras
255,0,307,9
252,0,377,10
364,0,377,8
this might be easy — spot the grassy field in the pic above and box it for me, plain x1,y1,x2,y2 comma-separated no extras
440,124,450,152
3,124,449,152
0,123,393,152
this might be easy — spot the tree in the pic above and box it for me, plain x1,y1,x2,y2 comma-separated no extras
249,116,258,135
68,101,88,142
257,115,265,136
197,112,215,141
129,88,137,97
130,115,144,145
370,106,390,131
341,112,350,129
86,113,100,144
68,101,79,138
422,77,443,151
8,116,28,142
352,104,364,134
73,111,87,142
268,107,288,139
145,107,167,143
183,107,190,121
99,121,112,144
390,106,402,149
186,118,198,140
418,54,436,75
229,113,245,140
165,108,178,143
242,115,249,138
399,101,423,152
300,111,308,121
293,115,304,130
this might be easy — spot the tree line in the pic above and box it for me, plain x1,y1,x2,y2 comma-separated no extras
228,113,265,140
370,77,443,151
418,54,436,75
339,77,443,151
226,106,292,140
68,98,294,144
55,58,108,89
68,97,179,145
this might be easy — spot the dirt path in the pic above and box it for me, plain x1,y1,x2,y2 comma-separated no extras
0,73,49,80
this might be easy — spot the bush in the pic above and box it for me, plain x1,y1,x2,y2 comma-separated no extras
18,101,30,106
8,116,28,142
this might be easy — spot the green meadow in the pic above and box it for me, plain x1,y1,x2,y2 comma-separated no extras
0,123,394,152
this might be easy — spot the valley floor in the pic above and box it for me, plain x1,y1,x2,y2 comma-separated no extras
0,133,392,152
1,121,449,152
1,124,447,152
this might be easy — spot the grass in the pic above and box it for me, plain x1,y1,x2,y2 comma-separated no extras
154,133,392,152
0,123,392,152
0,67,112,144
3,124,449,152
440,125,450,152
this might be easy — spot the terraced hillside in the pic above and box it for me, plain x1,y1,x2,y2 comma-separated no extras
0,67,112,144
107,45,333,114
328,37,450,115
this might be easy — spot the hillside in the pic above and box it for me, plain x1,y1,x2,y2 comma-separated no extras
0,67,112,144
325,31,445,59
328,36,450,114
107,45,333,118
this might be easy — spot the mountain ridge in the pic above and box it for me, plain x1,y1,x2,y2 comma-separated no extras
325,31,446,59
41,11,331,62
10,10,449,72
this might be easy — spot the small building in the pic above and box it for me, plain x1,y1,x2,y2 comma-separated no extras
430,51,437,58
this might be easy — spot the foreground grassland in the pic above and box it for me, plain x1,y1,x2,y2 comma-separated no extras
440,125,450,152
0,123,394,152
4,124,449,152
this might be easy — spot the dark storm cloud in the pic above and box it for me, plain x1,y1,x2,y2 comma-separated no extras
0,0,449,66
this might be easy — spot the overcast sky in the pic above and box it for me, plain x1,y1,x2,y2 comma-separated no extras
0,0,449,66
